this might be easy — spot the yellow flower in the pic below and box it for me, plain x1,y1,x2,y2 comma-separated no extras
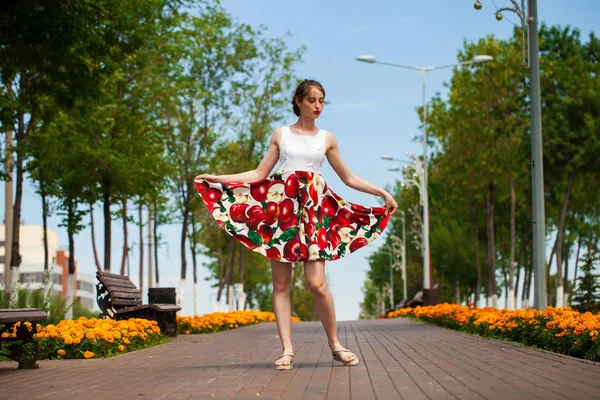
118,345,125,352
57,349,66,357
84,351,95,359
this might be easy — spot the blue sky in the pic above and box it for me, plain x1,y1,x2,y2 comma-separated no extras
5,0,600,320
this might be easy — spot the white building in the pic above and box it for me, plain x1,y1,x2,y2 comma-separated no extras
0,225,96,310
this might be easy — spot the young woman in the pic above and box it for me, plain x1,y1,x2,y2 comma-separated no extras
195,79,398,370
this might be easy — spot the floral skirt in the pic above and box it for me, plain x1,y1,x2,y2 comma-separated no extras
194,170,390,263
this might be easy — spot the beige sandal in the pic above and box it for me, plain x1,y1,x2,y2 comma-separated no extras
274,351,294,370
330,346,359,366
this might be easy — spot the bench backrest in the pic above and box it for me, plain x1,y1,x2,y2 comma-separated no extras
96,271,142,313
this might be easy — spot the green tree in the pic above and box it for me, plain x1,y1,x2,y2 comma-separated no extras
540,26,600,307
572,245,600,312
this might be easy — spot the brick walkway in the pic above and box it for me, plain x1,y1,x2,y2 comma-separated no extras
1,318,599,399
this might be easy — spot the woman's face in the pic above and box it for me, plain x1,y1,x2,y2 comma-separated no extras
297,86,324,118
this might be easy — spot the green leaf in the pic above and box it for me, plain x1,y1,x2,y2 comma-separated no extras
248,231,263,246
323,216,330,230
279,227,299,242
225,221,236,232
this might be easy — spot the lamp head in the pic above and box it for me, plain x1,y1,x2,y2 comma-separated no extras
356,55,376,63
496,12,503,21
472,55,494,63
474,1,482,10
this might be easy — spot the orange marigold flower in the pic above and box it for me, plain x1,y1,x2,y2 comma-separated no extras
84,351,95,359
57,349,66,357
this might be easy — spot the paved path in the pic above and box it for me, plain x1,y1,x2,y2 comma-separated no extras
1,318,599,400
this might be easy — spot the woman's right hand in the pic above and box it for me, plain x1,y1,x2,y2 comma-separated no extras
195,173,217,182
383,192,398,215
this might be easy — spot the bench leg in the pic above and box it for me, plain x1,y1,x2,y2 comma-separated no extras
0,323,41,369
156,311,178,338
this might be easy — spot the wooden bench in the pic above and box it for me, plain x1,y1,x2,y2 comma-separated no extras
96,271,181,337
0,308,48,369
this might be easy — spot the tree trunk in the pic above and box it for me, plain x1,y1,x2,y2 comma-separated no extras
40,176,49,272
237,250,245,310
563,242,570,306
546,236,558,302
139,203,144,296
90,203,102,272
554,172,575,308
455,277,460,305
66,197,76,320
147,203,153,289
153,199,160,285
473,218,482,308
189,212,198,316
523,255,534,309
500,229,508,308
504,138,517,310
10,111,27,287
103,173,112,271
515,231,526,309
245,287,252,310
178,205,189,307
216,248,225,302
217,240,235,302
571,232,583,301
120,199,128,275
225,246,236,311
486,183,497,307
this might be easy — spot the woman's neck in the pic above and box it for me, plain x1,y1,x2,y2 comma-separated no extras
293,116,317,132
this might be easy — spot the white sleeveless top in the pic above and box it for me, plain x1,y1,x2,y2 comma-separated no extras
278,126,327,173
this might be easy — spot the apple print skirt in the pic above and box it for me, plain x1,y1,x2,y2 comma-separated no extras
194,170,390,263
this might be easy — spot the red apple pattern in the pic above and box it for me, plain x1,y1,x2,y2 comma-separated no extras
194,170,390,262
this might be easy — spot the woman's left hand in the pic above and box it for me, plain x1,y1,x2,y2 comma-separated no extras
383,192,398,215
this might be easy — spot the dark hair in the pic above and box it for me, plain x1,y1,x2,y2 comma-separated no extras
292,79,325,116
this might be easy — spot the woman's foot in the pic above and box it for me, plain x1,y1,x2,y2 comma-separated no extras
274,351,294,370
329,344,359,366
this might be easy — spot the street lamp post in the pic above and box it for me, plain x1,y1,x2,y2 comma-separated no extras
389,218,407,302
358,54,493,290
472,0,547,309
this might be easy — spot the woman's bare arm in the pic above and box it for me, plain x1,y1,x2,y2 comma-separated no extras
325,131,398,214
195,128,281,183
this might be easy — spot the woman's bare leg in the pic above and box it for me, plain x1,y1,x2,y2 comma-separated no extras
271,259,294,364
304,260,357,363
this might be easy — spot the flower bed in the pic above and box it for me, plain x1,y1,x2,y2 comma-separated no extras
177,310,301,334
1,310,301,362
388,304,600,361
1,317,169,360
